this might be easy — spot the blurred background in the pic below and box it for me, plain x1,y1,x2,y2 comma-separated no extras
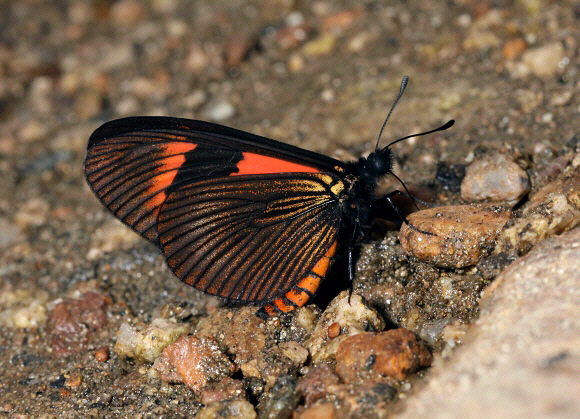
0,0,578,417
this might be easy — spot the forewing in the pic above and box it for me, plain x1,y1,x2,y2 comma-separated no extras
157,173,342,303
84,117,345,245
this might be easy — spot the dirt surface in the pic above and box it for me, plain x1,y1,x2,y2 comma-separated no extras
1,1,579,418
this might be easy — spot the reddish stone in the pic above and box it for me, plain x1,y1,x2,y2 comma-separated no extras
95,347,109,362
296,364,340,406
48,291,109,357
400,204,511,268
321,9,362,32
294,403,338,419
200,377,246,404
327,322,341,339
154,335,236,393
65,371,82,387
336,329,432,383
503,38,527,60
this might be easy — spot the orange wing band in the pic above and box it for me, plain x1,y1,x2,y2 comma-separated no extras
233,152,320,176
143,143,197,213
260,241,338,316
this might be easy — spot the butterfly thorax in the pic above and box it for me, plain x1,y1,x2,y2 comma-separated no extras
338,148,390,233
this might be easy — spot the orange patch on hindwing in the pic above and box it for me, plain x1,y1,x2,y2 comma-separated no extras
262,240,338,316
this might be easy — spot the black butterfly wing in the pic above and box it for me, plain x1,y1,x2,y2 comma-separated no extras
158,173,342,303
84,116,345,246
85,116,347,304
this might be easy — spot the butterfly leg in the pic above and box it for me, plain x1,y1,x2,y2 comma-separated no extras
346,219,363,305
380,191,435,236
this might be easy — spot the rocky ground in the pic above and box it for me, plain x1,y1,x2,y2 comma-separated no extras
1,1,579,418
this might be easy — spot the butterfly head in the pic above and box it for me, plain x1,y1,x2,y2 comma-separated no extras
366,147,395,178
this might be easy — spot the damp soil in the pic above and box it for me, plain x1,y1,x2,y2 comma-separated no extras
1,1,579,418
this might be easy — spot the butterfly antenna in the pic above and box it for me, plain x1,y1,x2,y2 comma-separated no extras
375,76,409,151
382,119,455,152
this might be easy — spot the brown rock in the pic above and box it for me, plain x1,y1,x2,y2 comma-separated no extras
494,158,580,256
65,371,83,388
200,377,246,404
225,34,252,67
196,400,257,419
503,38,527,60
239,343,306,390
304,292,385,363
400,204,512,268
95,347,109,362
321,9,362,32
530,158,580,206
114,318,190,363
495,193,580,256
336,329,432,383
47,291,109,357
271,21,313,50
324,382,397,417
294,403,338,419
295,364,340,406
461,153,530,203
327,322,341,339
153,335,236,393
521,42,566,78
257,375,300,418
278,341,308,365
195,306,267,364
110,0,145,25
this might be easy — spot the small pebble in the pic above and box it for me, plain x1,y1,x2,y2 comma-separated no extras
301,33,336,56
257,375,300,419
336,329,432,383
200,377,246,404
153,335,236,393
550,90,573,107
48,292,110,357
296,364,340,406
347,31,373,52
304,292,385,363
182,89,207,109
65,371,82,388
495,193,580,256
0,218,24,249
97,43,135,71
327,322,341,339
110,0,145,25
287,53,305,73
203,99,236,122
196,400,257,419
114,318,190,363
461,153,530,204
195,306,268,365
185,44,209,74
225,34,252,67
18,121,48,143
521,42,566,77
321,9,362,32
502,38,527,60
95,347,109,362
294,403,337,419
400,204,512,268
279,341,309,365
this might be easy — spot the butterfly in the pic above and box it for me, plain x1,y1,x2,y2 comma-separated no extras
84,76,453,317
